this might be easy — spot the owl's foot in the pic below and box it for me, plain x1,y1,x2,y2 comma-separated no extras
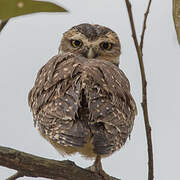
87,166,110,180
87,155,110,180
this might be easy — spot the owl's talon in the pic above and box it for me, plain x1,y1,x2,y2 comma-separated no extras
87,165,110,180
98,169,110,180
87,155,110,180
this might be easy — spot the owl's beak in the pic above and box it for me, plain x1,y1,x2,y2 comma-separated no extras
87,47,97,58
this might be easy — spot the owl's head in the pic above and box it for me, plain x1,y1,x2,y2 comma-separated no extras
59,23,121,66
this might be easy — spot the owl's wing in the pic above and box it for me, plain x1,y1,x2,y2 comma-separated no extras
28,53,90,148
83,60,137,155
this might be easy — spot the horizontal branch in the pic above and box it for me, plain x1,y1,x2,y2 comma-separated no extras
0,146,121,180
6,171,24,180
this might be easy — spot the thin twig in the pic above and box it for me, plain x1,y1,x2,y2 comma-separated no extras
140,0,152,51
6,171,24,180
0,19,9,33
0,146,120,180
139,2,154,179
124,0,154,180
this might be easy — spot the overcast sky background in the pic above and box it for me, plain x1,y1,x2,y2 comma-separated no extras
0,0,179,179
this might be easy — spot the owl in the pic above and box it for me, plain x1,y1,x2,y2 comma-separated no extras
28,23,137,180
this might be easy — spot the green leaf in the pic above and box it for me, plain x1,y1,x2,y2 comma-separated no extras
173,0,180,44
0,0,68,20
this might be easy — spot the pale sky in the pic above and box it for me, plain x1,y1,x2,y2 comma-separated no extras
0,0,180,180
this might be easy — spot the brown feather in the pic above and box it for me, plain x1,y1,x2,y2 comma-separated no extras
28,52,137,157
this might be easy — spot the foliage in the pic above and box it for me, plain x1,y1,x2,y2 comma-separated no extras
0,0,67,20
173,0,180,44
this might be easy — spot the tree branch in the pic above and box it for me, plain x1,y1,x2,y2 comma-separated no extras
6,171,24,180
124,1,154,180
0,146,121,180
0,19,9,33
140,0,152,51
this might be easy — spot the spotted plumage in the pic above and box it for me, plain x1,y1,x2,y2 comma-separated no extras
28,24,137,179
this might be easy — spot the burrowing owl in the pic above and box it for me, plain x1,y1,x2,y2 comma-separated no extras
28,23,137,179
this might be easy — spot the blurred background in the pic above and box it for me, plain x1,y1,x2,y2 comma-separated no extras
0,0,180,179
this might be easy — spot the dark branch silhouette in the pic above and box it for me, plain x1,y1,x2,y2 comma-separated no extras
0,146,121,180
6,171,24,180
0,20,9,33
124,0,154,180
140,0,152,51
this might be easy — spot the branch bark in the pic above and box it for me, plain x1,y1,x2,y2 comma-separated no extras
0,146,121,180
140,0,152,51
0,19,9,33
6,171,24,180
124,1,154,180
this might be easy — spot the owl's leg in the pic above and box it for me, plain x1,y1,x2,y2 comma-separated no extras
87,155,109,180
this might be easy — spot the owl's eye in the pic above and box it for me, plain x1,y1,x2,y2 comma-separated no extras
71,40,82,48
100,42,113,50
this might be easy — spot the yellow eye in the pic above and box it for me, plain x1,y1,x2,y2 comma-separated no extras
100,42,113,50
71,40,82,48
